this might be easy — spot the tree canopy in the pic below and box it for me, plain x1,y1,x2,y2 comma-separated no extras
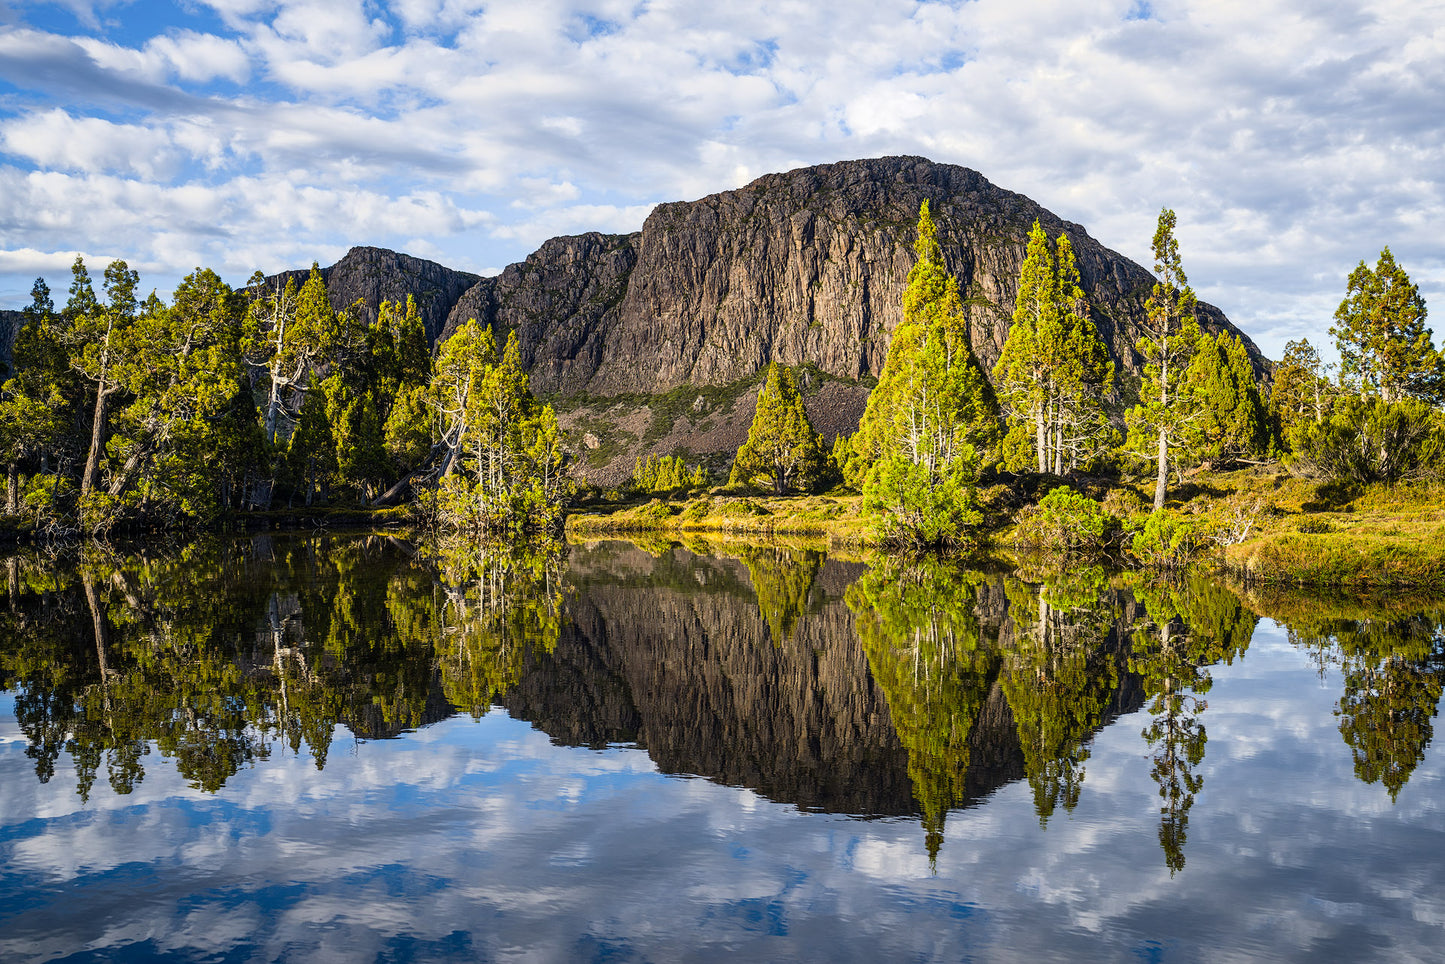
729,362,829,495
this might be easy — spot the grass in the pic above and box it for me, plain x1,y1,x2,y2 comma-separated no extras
563,465,1445,588
565,491,873,546
984,465,1445,588
1223,524,1445,589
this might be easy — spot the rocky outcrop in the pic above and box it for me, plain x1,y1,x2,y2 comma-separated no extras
0,309,22,370
440,232,639,392
442,156,1267,399
268,245,479,343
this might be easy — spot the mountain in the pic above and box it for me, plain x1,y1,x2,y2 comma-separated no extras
267,245,480,343
276,156,1270,481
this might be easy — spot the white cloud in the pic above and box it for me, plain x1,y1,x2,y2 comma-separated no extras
0,0,1439,361
0,109,180,178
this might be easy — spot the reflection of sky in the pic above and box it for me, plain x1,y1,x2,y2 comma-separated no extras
2,620,1443,962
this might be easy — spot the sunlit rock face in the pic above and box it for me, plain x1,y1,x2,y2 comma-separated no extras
261,157,1267,478
436,156,1266,398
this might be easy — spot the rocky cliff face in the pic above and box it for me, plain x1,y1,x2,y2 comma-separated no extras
268,245,479,343
0,309,22,371
441,156,1266,398
279,157,1269,478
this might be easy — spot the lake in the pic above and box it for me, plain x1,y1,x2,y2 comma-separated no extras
1,534,1442,962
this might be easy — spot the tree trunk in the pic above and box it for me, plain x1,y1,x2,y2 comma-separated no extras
1036,407,1047,473
1154,428,1168,510
81,387,112,497
5,461,16,515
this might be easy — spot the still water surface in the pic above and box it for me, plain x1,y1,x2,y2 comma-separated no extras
0,534,1442,962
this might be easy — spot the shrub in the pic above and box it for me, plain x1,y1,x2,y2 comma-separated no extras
1100,485,1149,520
635,499,674,521
1013,485,1117,552
1128,510,1218,569
1286,395,1445,485
680,498,711,523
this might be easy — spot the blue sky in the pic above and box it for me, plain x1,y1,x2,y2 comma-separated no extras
0,0,1442,361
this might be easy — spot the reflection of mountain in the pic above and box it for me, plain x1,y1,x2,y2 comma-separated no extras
500,543,919,815
498,543,1149,828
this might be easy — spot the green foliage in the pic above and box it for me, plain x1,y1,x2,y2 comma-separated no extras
0,536,568,794
634,454,706,494
999,571,1119,824
1128,509,1217,569
1125,209,1201,510
1279,603,1445,801
738,546,821,643
994,222,1115,473
1331,248,1441,403
862,453,981,550
428,320,573,536
1286,395,1445,486
1013,485,1117,552
1270,338,1333,441
1184,330,1271,466
853,202,998,548
1125,572,1255,872
729,363,829,495
846,556,993,866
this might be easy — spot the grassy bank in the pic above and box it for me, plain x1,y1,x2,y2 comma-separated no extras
565,492,874,546
564,469,1445,589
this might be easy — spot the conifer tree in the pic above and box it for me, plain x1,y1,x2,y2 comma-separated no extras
426,320,571,534
1125,209,1201,510
995,223,1114,474
103,268,248,519
0,279,75,513
1330,248,1441,403
1183,330,1270,467
1270,338,1333,439
852,201,997,548
730,362,828,495
68,257,138,498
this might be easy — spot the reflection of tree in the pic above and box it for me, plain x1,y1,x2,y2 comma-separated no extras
1126,574,1255,874
431,538,568,717
739,546,822,644
1275,596,1445,802
0,534,557,796
846,557,995,869
999,568,1120,826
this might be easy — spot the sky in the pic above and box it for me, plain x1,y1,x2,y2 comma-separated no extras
0,0,1441,361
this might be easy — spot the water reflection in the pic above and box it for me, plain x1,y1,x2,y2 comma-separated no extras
1257,590,1445,802
1,534,1442,880
1124,574,1257,873
999,567,1122,826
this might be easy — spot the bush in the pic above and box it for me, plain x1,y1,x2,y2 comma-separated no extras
680,498,711,523
1286,395,1445,485
1128,510,1218,569
1013,485,1117,552
1100,485,1149,520
635,499,674,521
